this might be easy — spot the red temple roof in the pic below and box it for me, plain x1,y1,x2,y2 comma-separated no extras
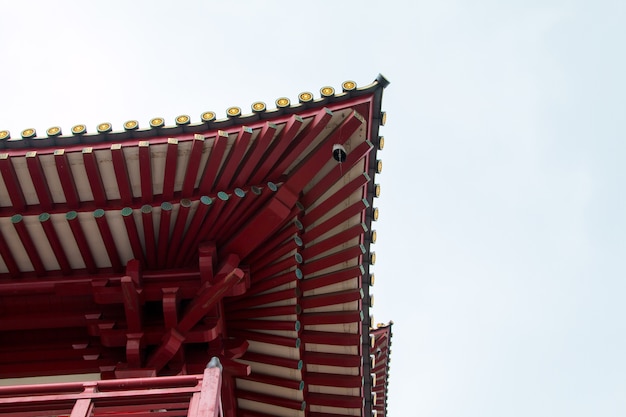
0,75,390,417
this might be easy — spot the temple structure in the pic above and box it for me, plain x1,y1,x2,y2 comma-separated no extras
0,75,391,416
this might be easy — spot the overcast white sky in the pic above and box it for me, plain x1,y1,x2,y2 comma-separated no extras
1,1,625,416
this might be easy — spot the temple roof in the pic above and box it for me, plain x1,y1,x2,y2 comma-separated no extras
0,75,389,417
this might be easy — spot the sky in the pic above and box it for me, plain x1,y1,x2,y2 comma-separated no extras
1,1,625,416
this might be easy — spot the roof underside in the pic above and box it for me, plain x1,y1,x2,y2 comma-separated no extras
0,76,388,417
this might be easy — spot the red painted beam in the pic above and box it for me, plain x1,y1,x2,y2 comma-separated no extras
300,244,365,276
0,224,20,277
228,329,300,348
121,276,142,332
246,221,303,267
304,351,361,367
141,205,157,269
301,288,363,310
251,253,302,281
182,193,229,265
175,196,213,266
227,319,300,332
249,236,302,273
302,223,367,261
302,198,369,243
181,134,205,197
243,269,301,297
220,186,261,238
225,287,299,310
94,209,123,272
300,330,360,346
26,151,53,211
39,212,72,275
82,148,107,207
240,352,302,371
307,372,362,388
301,139,373,208
307,392,363,409
111,144,134,205
54,149,80,209
226,304,300,321
240,372,304,391
162,138,178,201
121,207,145,265
301,172,370,226
209,189,245,243
272,107,334,177
11,214,46,276
138,141,153,204
199,130,229,195
236,389,305,412
215,126,253,191
156,202,173,268
0,153,26,212
300,311,362,326
299,265,364,292
234,122,277,188
249,115,304,185
166,198,192,266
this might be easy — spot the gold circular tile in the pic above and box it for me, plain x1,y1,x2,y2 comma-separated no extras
252,102,266,112
46,126,61,136
150,117,164,128
0,130,9,140
371,230,377,243
342,80,356,91
378,136,385,150
373,207,379,221
276,97,290,108
227,107,241,117
320,86,335,97
298,92,313,103
176,115,190,125
375,184,381,198
21,128,36,138
124,120,139,130
97,122,112,133
201,111,216,122
72,124,86,135
376,159,383,173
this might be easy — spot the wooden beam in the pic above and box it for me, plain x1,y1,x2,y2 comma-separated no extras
11,214,46,276
138,141,153,204
0,153,26,212
233,122,277,188
82,148,107,207
121,207,145,265
26,151,53,211
140,205,157,269
157,202,173,269
199,130,229,194
39,213,72,275
111,144,133,205
94,209,123,272
54,149,80,209
215,126,253,191
162,138,178,201
181,134,205,197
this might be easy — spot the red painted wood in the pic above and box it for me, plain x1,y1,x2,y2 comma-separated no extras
138,142,153,204
0,226,20,277
197,365,223,417
157,202,173,269
299,265,364,292
301,288,363,310
234,123,277,188
82,148,107,207
94,209,123,272
236,388,305,411
249,115,303,185
242,269,301,297
141,205,157,269
302,223,367,261
54,150,80,209
302,198,369,243
40,213,72,275
167,199,192,266
251,253,302,281
0,154,26,212
307,392,363,409
300,330,360,346
199,130,229,195
304,351,361,367
215,126,253,191
162,138,178,201
300,245,365,276
246,222,302,266
272,108,334,176
26,152,53,211
225,287,298,310
307,372,362,388
240,372,304,391
121,208,145,265
181,134,206,197
248,237,302,273
11,214,46,276
121,276,142,332
301,139,373,208
225,304,299,321
175,196,213,266
111,145,134,205
228,330,300,348
300,310,362,325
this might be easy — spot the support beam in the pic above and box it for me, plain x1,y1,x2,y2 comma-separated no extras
94,209,123,272
11,214,46,276
0,153,26,212
162,138,179,201
199,130,229,195
157,202,173,269
26,151,53,211
121,207,145,265
234,122,277,188
82,148,107,207
40,213,72,275
167,198,192,265
0,225,20,277
216,126,253,191
181,134,205,197
54,149,80,209
111,144,133,205
138,141,153,204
